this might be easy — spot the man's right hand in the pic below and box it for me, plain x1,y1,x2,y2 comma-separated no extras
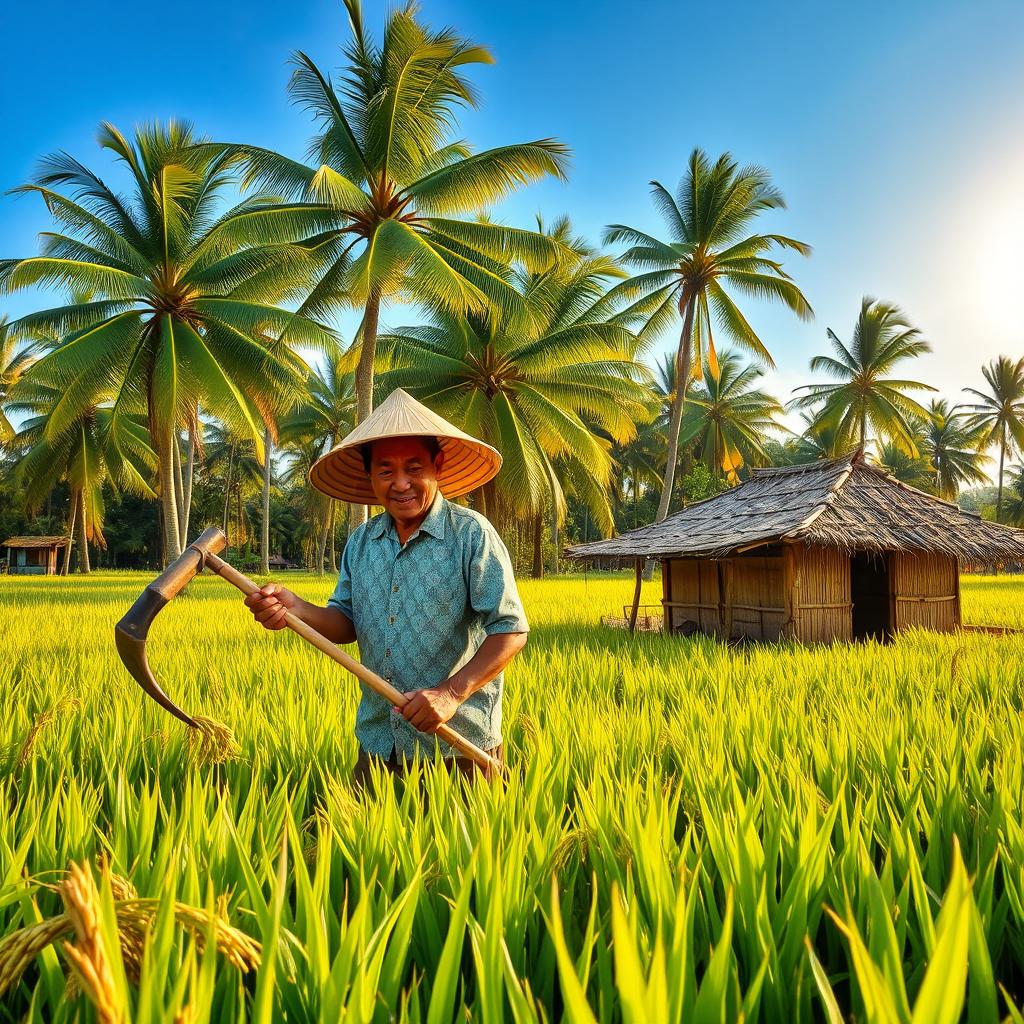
244,583,297,630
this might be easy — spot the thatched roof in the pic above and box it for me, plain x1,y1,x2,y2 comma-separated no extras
566,451,1024,564
2,536,70,549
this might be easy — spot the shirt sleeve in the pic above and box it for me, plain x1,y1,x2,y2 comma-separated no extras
468,522,530,635
326,533,354,620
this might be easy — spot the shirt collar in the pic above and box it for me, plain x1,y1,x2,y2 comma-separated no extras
368,491,447,542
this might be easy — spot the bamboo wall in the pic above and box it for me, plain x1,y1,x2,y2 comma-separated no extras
664,553,787,641
789,545,853,643
661,544,962,645
890,550,960,632
728,556,786,640
665,559,722,634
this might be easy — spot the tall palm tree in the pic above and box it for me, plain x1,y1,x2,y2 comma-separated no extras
963,356,1024,522
921,398,990,499
600,149,812,522
377,226,653,544
279,341,358,572
0,121,334,561
213,1,570,523
678,350,784,484
790,298,934,456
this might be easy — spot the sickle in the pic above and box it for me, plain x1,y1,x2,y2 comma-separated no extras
114,527,228,727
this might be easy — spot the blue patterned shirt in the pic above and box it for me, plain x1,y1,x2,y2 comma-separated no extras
327,493,529,760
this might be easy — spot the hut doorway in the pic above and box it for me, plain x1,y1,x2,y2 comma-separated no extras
850,552,892,641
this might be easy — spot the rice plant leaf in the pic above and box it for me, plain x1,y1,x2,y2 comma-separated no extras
909,846,971,1024
426,861,476,1024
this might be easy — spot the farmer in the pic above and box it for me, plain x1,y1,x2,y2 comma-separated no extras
243,388,528,783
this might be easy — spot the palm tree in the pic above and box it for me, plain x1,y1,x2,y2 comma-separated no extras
678,350,784,484
963,356,1024,522
202,422,263,553
0,317,37,443
377,224,653,550
279,341,358,572
921,399,990,499
611,417,664,533
213,1,570,524
878,440,933,491
10,371,155,573
790,298,934,457
600,149,812,523
1003,465,1024,526
0,121,334,562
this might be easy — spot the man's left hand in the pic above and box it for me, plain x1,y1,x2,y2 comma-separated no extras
400,684,462,733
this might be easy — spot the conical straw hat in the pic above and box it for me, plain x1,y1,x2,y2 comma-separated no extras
309,388,502,503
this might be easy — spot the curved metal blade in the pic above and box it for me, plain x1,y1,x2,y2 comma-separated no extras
115,584,198,728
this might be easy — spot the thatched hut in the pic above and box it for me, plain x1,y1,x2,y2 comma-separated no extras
565,451,1024,643
2,536,71,576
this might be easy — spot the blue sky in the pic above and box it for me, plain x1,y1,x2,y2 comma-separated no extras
4,0,1024,426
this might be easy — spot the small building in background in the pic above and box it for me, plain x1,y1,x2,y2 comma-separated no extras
565,451,1024,643
1,536,72,576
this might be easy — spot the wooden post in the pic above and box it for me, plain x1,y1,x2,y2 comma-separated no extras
662,559,672,634
628,558,643,633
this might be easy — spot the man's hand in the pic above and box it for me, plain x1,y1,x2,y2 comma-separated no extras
244,583,298,631
401,684,462,733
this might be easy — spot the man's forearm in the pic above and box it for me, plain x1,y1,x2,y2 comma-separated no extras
291,598,357,645
444,632,528,701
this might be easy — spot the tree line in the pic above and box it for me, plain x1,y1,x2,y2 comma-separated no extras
2,1,1023,576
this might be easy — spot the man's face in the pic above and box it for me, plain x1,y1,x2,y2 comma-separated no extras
367,437,444,527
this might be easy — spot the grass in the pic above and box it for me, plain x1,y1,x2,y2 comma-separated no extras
1,569,1023,1021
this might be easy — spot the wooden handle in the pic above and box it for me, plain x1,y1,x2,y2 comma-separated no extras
204,553,502,774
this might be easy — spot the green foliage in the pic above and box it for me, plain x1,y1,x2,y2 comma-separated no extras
678,350,784,482
0,121,331,559
377,218,655,539
2,572,1024,1020
601,148,812,522
680,460,725,504
963,357,1024,522
790,297,935,457
213,3,570,440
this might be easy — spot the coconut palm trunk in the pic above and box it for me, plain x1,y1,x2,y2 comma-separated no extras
532,511,544,578
180,416,196,550
173,430,185,536
654,291,696,524
157,429,182,563
315,521,329,575
350,290,381,532
261,425,272,574
76,490,91,574
62,494,77,576
328,501,337,572
997,424,1007,523
550,505,559,576
222,443,235,541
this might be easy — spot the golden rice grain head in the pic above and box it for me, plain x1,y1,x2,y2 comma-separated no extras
188,716,241,765
114,900,261,973
15,711,55,769
0,915,72,998
59,862,123,1024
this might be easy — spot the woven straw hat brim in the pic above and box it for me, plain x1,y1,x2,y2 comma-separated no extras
308,389,502,503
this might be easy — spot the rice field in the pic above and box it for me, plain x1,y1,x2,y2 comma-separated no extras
2,569,1024,1022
